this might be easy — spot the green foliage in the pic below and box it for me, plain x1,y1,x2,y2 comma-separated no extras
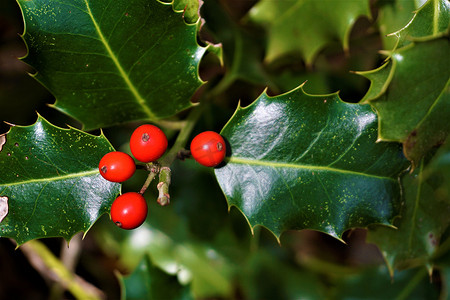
0,116,119,245
333,266,440,299
0,0,449,298
118,254,193,300
360,39,449,163
367,151,450,275
359,0,450,164
18,0,205,130
390,0,450,49
248,0,371,64
216,86,409,239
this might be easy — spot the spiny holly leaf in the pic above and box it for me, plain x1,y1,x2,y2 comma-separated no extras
118,254,193,300
376,0,417,50
18,0,206,130
247,0,370,64
359,38,450,164
367,153,450,276
389,0,450,50
173,0,200,24
0,116,119,245
215,85,410,240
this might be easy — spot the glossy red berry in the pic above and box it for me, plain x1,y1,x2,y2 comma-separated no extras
130,124,168,163
99,151,136,182
110,192,148,230
190,131,226,167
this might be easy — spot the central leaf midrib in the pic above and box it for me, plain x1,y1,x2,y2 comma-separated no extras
83,0,155,119
227,157,395,181
1,170,100,187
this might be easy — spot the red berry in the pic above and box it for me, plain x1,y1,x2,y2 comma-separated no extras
99,151,136,182
190,131,226,167
110,192,148,230
130,124,168,163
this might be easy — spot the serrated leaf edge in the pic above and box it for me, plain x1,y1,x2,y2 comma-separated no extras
218,83,406,243
387,0,450,52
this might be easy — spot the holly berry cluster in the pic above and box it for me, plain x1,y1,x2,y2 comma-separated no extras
99,125,226,230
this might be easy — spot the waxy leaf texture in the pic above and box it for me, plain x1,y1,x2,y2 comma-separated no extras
215,86,410,239
0,116,120,245
18,0,206,130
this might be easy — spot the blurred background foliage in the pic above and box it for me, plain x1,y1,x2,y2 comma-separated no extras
0,0,448,299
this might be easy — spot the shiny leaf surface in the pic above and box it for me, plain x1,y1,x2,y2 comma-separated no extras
248,0,370,64
0,116,119,245
18,0,205,130
215,85,410,239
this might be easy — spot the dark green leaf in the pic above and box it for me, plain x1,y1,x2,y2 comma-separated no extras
368,140,450,273
359,38,450,163
357,61,393,103
215,85,409,239
0,116,119,245
390,0,450,50
118,254,193,300
376,0,417,50
18,0,205,130
173,0,200,24
367,156,450,274
248,0,370,64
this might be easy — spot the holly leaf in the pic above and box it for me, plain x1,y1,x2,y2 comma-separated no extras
118,254,193,300
248,0,370,64
368,141,450,275
18,0,206,130
368,164,450,275
376,0,417,50
173,0,201,24
215,85,410,240
389,0,450,50
359,38,450,164
0,116,119,245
